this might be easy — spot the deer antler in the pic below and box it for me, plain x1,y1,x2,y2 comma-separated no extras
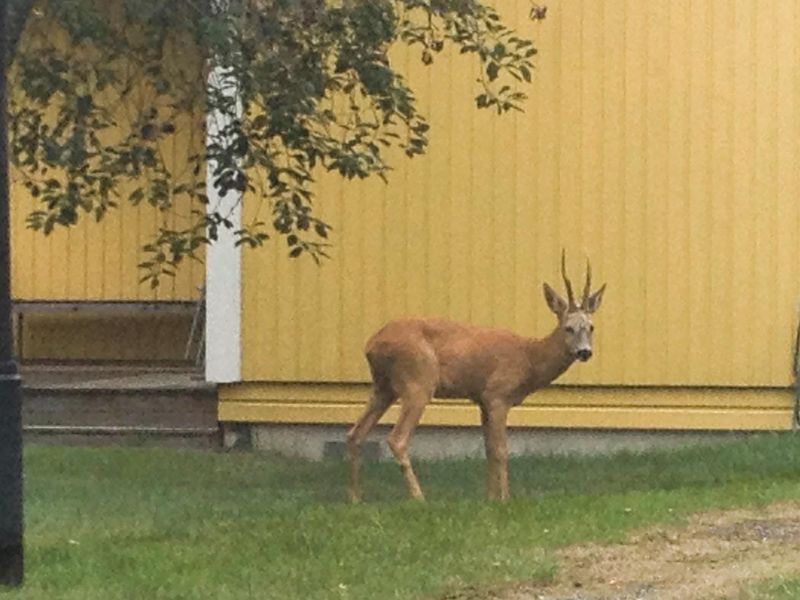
582,258,592,308
561,249,576,309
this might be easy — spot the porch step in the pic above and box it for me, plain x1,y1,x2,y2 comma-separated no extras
20,366,220,449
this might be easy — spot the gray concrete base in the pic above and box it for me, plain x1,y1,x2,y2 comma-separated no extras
227,422,752,461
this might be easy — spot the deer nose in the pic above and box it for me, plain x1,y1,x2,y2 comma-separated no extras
576,349,592,362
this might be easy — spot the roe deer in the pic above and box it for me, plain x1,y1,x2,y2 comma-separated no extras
347,251,606,502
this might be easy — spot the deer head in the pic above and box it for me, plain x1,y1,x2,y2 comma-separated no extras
542,250,606,362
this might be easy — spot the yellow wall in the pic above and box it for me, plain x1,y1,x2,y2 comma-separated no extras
218,384,794,430
18,314,194,362
10,128,206,303
239,0,800,392
10,8,205,303
9,10,205,359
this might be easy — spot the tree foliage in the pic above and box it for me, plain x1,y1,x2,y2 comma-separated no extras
7,0,543,285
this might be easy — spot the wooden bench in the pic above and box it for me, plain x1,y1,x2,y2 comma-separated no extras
12,300,199,360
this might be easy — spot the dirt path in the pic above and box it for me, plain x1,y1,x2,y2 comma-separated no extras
474,502,800,600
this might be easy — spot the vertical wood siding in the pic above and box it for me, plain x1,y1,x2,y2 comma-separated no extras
11,183,205,302
10,60,205,303
238,0,800,387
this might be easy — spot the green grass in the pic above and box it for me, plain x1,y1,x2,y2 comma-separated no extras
5,433,800,599
739,576,800,599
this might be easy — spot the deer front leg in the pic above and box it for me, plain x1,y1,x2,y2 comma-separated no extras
480,400,511,501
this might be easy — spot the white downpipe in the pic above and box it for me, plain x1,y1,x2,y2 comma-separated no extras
204,65,242,383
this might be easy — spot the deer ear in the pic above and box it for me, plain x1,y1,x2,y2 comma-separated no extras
543,283,568,316
583,283,606,313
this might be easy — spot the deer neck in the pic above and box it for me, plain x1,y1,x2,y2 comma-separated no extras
526,326,575,388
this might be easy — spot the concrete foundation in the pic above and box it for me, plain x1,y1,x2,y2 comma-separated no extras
227,422,753,461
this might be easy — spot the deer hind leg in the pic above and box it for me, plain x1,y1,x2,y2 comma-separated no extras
347,388,394,502
387,385,431,501
347,387,394,503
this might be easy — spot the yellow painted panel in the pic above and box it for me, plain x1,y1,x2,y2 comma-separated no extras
774,0,799,386
9,32,205,303
12,168,206,303
595,0,625,384
20,313,192,361
729,0,755,384
685,0,712,385
445,42,472,324
219,401,792,432
665,0,691,382
753,0,779,384
9,21,206,360
223,1,800,389
219,383,794,411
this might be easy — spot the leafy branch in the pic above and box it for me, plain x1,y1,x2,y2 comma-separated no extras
8,0,544,286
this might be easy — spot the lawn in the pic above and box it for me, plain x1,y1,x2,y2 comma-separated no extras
741,576,800,600
4,433,800,599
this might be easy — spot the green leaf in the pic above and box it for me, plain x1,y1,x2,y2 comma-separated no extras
129,188,145,204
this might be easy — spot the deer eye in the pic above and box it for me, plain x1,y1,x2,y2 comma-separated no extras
589,324,594,332
565,326,575,334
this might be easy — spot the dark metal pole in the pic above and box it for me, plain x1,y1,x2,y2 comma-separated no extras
0,0,24,588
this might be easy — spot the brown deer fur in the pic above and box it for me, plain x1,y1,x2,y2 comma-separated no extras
347,253,606,502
